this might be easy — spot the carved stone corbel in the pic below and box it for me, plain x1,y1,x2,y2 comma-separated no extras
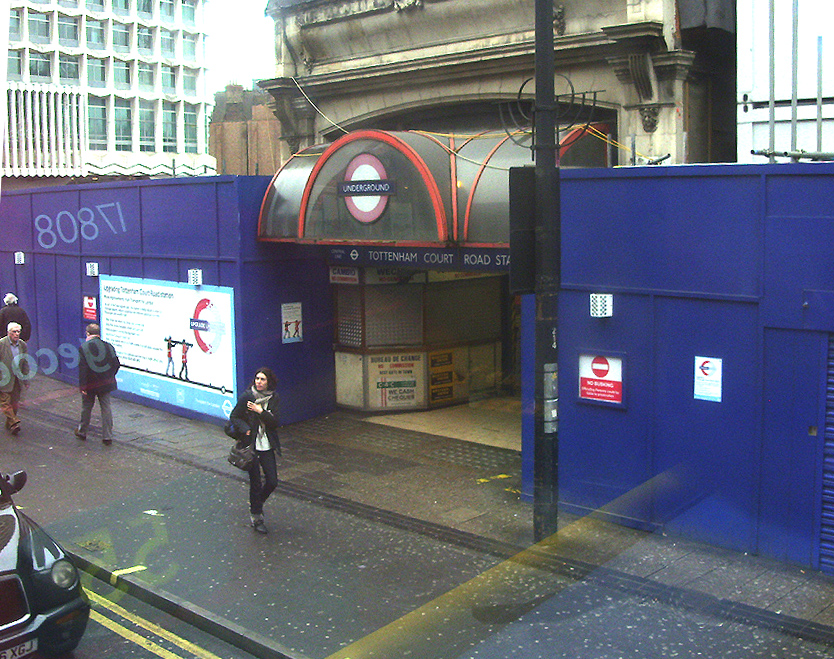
638,105,660,133
554,5,565,36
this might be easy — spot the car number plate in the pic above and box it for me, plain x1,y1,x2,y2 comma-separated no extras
0,638,37,659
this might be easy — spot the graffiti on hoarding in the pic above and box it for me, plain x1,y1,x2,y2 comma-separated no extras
35,202,129,249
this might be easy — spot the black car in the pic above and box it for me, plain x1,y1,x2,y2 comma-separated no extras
0,471,90,658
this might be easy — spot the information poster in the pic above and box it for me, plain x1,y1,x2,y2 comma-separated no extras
367,353,425,408
99,275,236,419
281,302,303,343
694,356,723,402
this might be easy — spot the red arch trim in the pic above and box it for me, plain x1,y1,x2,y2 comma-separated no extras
462,133,513,242
298,130,448,242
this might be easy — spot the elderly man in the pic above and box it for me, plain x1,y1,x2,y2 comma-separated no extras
0,293,32,341
0,322,30,435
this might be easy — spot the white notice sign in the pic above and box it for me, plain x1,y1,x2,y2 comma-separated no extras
694,356,723,402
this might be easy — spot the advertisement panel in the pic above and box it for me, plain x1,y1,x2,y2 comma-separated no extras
99,275,236,419
367,352,425,409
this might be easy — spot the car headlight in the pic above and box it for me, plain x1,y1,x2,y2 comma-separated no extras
51,559,78,589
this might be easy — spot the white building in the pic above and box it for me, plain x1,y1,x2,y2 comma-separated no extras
737,0,834,162
3,0,215,188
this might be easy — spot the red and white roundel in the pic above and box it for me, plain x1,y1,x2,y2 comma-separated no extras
343,154,389,224
191,298,225,354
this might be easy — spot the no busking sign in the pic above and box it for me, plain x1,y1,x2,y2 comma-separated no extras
579,354,623,404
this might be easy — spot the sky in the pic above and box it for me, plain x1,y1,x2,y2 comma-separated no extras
202,0,276,95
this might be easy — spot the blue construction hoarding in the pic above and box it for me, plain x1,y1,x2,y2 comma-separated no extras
2,164,834,572
555,162,834,570
0,176,335,425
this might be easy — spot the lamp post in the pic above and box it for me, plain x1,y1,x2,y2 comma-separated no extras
533,0,560,541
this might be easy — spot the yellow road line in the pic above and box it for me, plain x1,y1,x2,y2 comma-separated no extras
110,565,148,585
87,589,225,659
90,610,187,659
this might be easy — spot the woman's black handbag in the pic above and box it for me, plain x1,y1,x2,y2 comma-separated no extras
224,418,247,441
228,441,255,470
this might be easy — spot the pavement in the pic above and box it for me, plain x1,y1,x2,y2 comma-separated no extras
17,375,834,658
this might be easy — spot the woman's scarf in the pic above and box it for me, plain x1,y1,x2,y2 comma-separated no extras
250,386,274,450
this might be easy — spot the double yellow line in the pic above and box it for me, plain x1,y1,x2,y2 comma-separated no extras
86,589,225,659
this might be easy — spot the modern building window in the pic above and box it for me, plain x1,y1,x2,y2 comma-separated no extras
86,19,105,49
161,29,176,58
7,50,23,79
182,33,197,60
138,26,154,53
28,12,51,42
114,98,132,151
183,69,197,95
29,52,52,79
113,22,131,51
184,103,198,153
58,0,79,7
88,96,108,150
160,0,175,22
181,0,196,24
58,15,80,45
113,0,130,15
137,62,155,90
139,100,155,152
136,0,153,17
9,9,22,41
59,54,80,82
86,0,105,11
163,101,177,152
114,59,131,88
87,56,106,86
161,64,176,91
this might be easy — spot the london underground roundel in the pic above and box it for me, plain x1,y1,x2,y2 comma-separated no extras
191,298,225,354
342,154,390,224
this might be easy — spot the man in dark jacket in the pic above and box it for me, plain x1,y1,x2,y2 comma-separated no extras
76,323,120,445
0,294,32,341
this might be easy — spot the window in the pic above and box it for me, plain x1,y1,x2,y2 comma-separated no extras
161,30,176,57
138,62,155,90
114,59,131,87
182,33,197,60
29,52,51,79
58,15,79,45
7,50,22,78
87,19,105,48
9,9,22,40
88,96,107,150
112,22,130,50
114,98,132,151
160,0,175,21
59,54,80,82
28,12,50,42
136,0,153,16
113,0,130,14
87,57,106,86
139,100,155,152
163,101,177,152
181,0,196,24
58,0,79,7
184,103,198,153
138,26,154,53
86,0,105,11
161,64,176,91
183,69,197,95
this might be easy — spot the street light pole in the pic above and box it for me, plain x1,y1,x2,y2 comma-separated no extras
533,0,560,541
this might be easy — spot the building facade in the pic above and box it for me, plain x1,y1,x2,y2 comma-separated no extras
4,0,215,188
260,0,736,165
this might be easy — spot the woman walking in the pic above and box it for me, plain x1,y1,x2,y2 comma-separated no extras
230,367,281,534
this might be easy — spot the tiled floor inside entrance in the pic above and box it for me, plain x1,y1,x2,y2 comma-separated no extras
365,396,522,451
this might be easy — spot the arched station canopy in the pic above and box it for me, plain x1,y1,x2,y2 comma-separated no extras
258,126,609,247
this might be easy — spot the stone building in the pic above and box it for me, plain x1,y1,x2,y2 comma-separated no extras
209,84,286,175
259,0,735,165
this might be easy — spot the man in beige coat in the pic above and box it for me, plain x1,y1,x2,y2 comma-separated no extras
0,322,29,434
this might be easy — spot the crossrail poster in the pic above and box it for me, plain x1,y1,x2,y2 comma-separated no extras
99,275,236,419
